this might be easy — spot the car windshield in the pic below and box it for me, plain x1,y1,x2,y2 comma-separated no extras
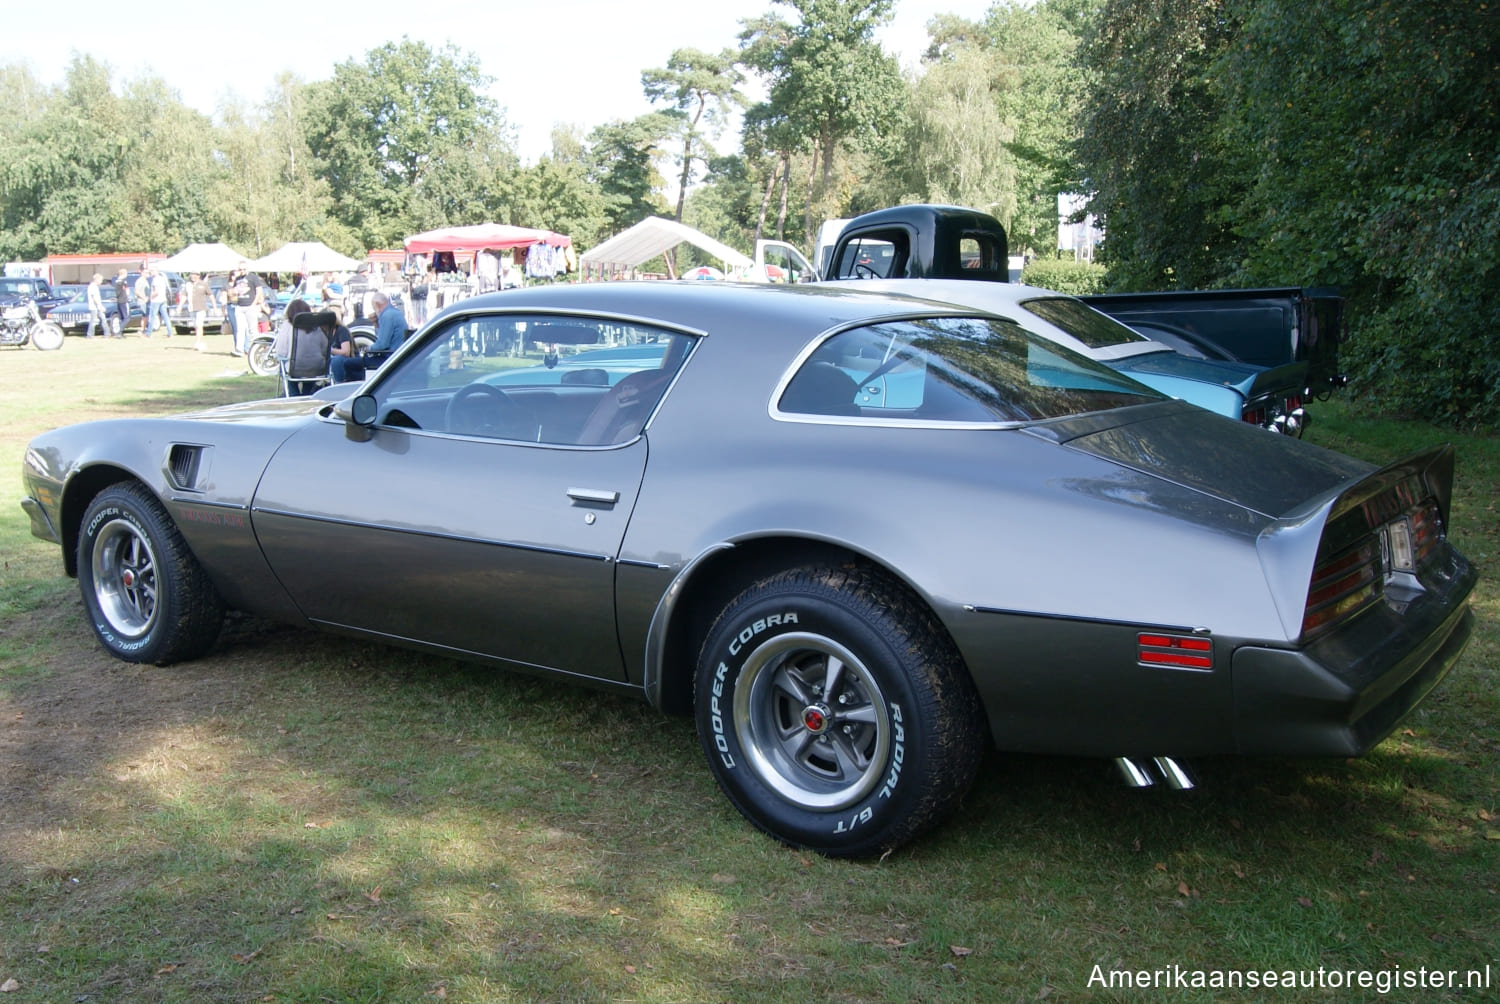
0,279,41,296
1022,296,1153,349
370,313,696,446
780,315,1163,424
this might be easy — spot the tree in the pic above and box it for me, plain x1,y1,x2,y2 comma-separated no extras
1075,0,1243,288
302,38,514,248
584,115,674,236
642,48,744,223
879,42,1018,228
1217,0,1500,422
739,0,906,230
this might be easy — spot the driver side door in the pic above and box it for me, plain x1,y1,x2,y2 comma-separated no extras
252,309,695,681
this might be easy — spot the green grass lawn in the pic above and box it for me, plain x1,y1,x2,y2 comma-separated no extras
0,338,1495,1002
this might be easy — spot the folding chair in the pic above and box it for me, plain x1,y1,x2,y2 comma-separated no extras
280,310,337,397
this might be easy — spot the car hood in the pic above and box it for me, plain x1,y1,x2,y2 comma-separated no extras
1027,401,1371,519
174,395,336,425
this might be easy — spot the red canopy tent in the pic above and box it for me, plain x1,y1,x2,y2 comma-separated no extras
403,223,571,254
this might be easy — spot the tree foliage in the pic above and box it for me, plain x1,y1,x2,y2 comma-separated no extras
642,48,744,222
1077,0,1500,423
1076,0,1241,288
302,38,515,249
1217,0,1500,422
739,0,906,230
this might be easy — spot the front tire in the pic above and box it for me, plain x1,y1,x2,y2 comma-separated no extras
695,564,985,857
77,483,225,664
30,322,64,350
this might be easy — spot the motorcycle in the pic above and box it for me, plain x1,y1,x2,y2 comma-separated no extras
0,298,66,351
246,314,375,377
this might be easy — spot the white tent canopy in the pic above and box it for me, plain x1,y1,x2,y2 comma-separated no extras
580,217,752,272
248,241,362,274
156,242,250,273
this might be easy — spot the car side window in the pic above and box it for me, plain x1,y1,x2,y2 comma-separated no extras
778,317,1163,424
371,313,695,446
832,232,908,279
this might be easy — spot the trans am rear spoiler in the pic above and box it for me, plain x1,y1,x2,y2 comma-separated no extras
1258,444,1463,641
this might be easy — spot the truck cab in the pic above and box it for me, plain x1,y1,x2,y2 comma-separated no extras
823,204,1009,282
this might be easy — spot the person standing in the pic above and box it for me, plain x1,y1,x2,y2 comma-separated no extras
133,268,152,336
229,262,264,356
111,268,130,337
188,273,211,351
85,273,109,339
149,267,173,337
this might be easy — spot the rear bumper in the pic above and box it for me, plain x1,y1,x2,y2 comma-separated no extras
1231,555,1477,755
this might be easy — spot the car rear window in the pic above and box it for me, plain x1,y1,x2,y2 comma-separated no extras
1022,296,1151,349
779,316,1163,424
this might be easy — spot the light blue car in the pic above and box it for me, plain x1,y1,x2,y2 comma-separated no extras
828,279,1311,434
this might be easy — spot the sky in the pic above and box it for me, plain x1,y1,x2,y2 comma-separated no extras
9,0,996,164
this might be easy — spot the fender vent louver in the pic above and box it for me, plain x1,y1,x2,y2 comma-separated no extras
167,445,203,491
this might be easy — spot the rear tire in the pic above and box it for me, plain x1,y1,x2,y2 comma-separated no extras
695,564,985,857
77,483,224,664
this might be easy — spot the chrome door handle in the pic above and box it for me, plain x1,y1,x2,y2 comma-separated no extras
566,487,620,506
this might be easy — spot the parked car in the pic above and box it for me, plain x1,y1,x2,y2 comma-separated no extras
44,288,140,335
0,276,70,314
1082,287,1347,395
20,282,1476,857
848,278,1314,434
168,275,230,333
817,205,1316,434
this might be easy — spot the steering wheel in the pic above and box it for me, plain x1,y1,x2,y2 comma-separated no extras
445,383,529,438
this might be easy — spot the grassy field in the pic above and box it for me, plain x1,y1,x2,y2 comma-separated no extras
0,335,1495,1002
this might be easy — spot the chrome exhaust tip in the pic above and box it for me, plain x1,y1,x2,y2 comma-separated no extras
1152,756,1195,790
1115,756,1154,788
1114,755,1195,790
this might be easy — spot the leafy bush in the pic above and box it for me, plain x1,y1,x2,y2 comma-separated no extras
1019,258,1108,295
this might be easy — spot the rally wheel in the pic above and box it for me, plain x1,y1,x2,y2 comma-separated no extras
695,563,985,857
77,482,225,664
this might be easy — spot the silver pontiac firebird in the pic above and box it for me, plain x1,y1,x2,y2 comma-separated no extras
20,281,1477,857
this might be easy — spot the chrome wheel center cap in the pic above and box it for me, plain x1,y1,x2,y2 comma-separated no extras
121,569,136,587
801,704,831,734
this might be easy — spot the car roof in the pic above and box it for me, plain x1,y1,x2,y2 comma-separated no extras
441,280,997,349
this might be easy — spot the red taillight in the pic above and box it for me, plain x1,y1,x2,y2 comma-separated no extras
1243,406,1266,426
1138,633,1213,669
1302,539,1383,636
1409,501,1443,566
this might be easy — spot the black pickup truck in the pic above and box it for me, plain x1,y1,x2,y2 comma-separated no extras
1077,288,1345,397
819,205,1328,435
0,275,69,313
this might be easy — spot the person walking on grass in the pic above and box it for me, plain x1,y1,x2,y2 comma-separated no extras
111,269,130,337
85,273,109,339
133,268,152,336
188,273,211,350
149,267,173,338
228,263,265,356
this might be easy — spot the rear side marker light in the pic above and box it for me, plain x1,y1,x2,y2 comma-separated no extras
1138,633,1213,669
